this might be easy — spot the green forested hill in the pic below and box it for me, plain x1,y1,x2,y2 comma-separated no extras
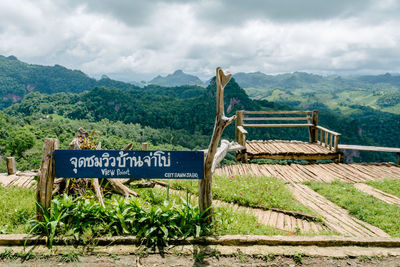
0,55,142,109
1,56,399,166
234,72,400,115
7,77,263,135
149,70,205,87
5,76,400,163
0,55,97,108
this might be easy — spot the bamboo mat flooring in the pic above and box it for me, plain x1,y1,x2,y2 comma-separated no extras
0,171,37,189
212,200,327,234
215,163,400,183
354,183,400,205
246,140,335,155
287,183,390,238
150,185,327,234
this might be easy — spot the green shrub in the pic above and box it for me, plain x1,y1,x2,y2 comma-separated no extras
26,194,213,250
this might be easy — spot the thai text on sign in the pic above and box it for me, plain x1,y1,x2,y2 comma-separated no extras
53,150,204,179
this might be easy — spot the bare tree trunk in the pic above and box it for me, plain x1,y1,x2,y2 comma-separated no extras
199,67,236,223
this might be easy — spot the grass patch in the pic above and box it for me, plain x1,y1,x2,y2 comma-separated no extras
169,175,316,216
305,180,400,237
0,185,35,233
214,205,286,235
365,179,400,198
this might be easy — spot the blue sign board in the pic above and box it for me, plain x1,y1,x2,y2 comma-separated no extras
53,150,204,179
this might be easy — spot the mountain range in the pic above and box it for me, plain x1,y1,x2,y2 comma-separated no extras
0,54,399,165
149,69,205,87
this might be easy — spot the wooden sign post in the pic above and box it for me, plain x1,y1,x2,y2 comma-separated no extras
36,67,234,225
36,140,204,221
36,138,59,221
6,157,17,175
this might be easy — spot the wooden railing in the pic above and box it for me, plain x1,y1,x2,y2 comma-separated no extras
235,110,341,152
316,126,341,152
338,144,400,164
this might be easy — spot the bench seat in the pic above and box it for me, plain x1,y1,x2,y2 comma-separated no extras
244,140,341,161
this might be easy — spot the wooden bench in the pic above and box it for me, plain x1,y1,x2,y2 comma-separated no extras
338,144,400,165
235,110,342,163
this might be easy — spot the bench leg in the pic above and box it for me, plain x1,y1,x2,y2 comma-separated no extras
243,153,248,164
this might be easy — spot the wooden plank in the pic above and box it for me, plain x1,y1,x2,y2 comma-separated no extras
248,153,339,161
244,116,310,121
243,110,313,115
237,125,248,134
290,183,387,237
354,183,400,205
284,214,292,231
243,123,313,128
276,212,285,230
338,145,400,153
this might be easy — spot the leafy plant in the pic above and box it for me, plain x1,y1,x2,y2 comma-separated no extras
58,250,81,263
234,250,248,263
25,193,214,251
16,250,37,263
0,248,16,260
25,201,67,249
293,251,303,264
193,251,205,263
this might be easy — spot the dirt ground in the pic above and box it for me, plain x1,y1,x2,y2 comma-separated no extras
1,254,400,267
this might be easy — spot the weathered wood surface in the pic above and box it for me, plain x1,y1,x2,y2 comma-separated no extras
243,123,314,128
339,144,400,164
354,183,400,205
244,140,340,161
36,138,59,221
235,110,342,161
243,110,313,115
6,157,17,175
199,67,236,222
244,116,311,121
215,163,400,183
213,200,328,233
338,145,400,153
0,170,38,188
287,183,390,237
155,184,327,234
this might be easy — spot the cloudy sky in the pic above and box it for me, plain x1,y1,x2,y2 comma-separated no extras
1,0,400,81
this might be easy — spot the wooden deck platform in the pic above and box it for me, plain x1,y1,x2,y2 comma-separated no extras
245,140,341,161
215,163,400,183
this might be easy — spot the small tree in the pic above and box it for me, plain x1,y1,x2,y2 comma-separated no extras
6,127,35,157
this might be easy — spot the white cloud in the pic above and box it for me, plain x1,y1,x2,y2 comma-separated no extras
1,0,400,81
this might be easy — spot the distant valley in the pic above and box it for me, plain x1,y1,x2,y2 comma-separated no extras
0,55,399,172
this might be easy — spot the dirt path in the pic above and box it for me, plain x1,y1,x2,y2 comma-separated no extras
287,183,390,237
354,183,400,205
2,254,400,267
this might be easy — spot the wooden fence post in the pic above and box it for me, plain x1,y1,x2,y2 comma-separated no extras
141,142,148,151
6,157,17,175
309,110,318,143
36,138,59,221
